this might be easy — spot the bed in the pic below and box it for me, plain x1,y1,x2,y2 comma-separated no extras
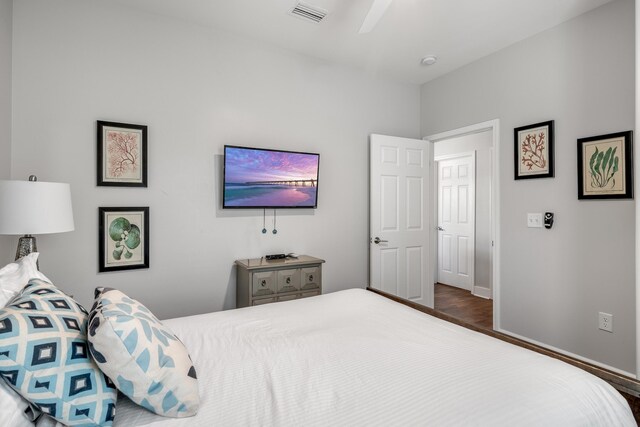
110,288,634,426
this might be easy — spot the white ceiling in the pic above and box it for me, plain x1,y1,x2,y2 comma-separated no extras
112,0,614,85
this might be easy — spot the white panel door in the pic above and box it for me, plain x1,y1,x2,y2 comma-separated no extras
370,134,431,307
437,153,475,291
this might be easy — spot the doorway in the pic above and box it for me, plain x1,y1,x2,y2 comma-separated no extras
368,120,500,329
425,120,500,330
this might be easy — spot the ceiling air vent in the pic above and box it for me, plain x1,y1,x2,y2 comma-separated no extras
289,2,328,24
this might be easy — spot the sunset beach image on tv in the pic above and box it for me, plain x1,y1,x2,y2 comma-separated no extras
223,146,320,208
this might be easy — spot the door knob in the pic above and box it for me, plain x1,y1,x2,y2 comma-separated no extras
437,226,445,231
373,237,388,244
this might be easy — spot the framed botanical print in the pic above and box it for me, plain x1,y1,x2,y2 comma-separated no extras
97,121,148,187
99,207,149,272
514,120,554,180
577,131,633,200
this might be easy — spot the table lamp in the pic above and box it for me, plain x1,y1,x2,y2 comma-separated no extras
0,176,75,263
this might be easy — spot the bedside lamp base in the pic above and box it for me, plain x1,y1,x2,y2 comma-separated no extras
15,235,38,268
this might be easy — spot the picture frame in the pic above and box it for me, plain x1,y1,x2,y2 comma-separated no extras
514,120,555,180
97,121,148,187
98,207,149,272
577,131,633,200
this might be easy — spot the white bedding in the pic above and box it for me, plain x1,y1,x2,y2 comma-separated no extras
113,289,634,426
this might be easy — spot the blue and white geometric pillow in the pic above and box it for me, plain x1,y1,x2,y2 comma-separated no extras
0,279,117,426
88,288,199,418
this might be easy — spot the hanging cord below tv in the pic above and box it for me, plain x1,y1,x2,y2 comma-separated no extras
262,209,267,234
272,209,278,234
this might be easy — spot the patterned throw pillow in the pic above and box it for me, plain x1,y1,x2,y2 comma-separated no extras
0,280,117,426
0,256,53,427
88,288,199,418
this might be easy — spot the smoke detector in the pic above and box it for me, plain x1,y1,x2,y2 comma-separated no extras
421,55,438,66
289,2,328,24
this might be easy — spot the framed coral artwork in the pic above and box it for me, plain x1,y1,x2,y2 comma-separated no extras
97,121,148,187
98,207,149,272
514,120,554,180
577,131,633,200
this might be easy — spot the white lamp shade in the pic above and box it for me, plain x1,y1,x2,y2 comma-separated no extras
0,180,75,235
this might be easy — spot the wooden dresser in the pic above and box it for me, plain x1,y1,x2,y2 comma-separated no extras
235,255,325,308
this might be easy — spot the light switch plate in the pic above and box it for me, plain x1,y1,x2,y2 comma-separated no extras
527,213,543,228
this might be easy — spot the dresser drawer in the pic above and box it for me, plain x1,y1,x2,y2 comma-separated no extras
277,269,301,293
252,271,277,296
277,294,298,302
300,291,320,298
300,266,321,290
252,297,276,306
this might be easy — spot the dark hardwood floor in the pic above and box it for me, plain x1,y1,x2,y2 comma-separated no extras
434,283,493,329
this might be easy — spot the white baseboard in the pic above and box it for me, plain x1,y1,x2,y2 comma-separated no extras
497,328,636,379
472,286,491,299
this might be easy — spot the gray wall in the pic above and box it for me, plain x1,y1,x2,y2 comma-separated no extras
0,0,10,179
636,0,640,378
434,131,492,293
0,0,12,262
421,0,635,373
9,0,420,319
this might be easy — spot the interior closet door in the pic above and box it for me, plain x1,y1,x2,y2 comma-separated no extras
436,153,475,291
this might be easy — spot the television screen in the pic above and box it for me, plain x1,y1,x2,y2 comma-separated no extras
223,145,320,208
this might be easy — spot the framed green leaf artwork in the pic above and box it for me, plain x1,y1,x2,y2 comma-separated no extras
577,131,633,200
99,207,149,272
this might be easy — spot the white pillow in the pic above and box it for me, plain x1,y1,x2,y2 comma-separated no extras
0,253,50,307
0,380,38,427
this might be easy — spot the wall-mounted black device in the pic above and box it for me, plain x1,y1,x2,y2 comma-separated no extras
544,212,554,229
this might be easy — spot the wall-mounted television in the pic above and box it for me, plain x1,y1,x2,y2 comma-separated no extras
223,145,320,209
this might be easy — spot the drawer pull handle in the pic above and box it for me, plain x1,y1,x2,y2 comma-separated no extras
261,280,266,287
286,277,291,284
308,275,314,282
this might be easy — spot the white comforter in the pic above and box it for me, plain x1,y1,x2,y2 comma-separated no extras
113,289,634,426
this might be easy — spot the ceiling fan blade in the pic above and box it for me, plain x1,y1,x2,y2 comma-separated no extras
359,0,394,34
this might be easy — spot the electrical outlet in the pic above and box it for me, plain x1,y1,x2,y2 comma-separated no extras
527,213,543,228
598,312,613,332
